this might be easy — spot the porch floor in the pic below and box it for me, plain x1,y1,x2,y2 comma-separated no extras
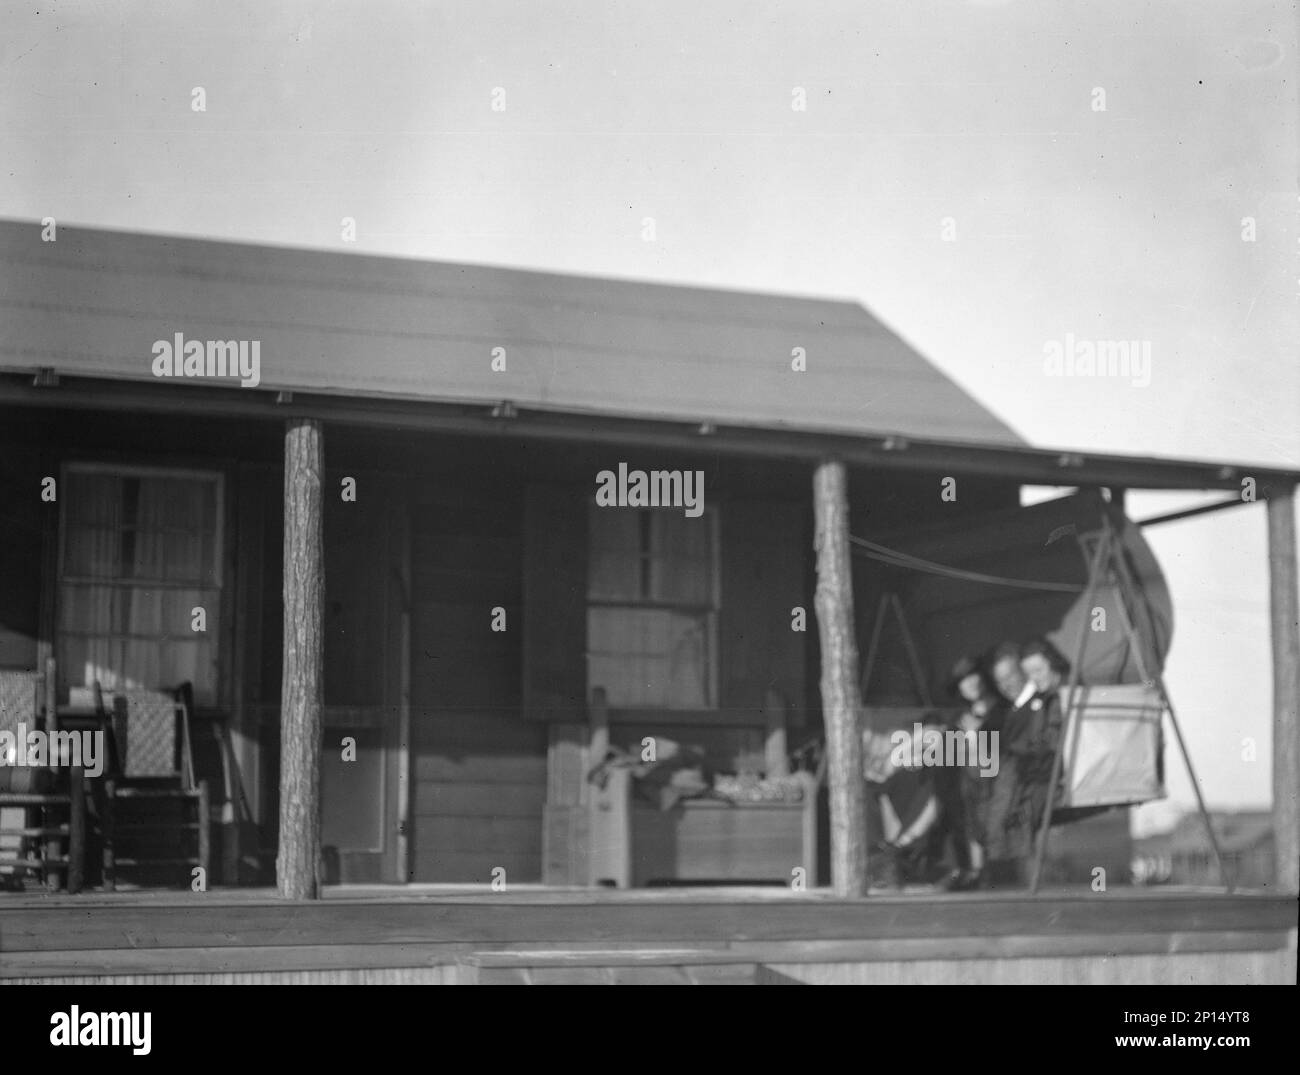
0,879,1272,903
1,882,1294,983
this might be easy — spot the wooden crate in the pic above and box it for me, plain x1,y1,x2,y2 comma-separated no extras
630,790,816,886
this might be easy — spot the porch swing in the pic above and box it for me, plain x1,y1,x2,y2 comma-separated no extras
850,489,1231,892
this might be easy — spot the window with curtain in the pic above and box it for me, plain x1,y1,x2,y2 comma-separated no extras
57,466,222,704
587,505,717,709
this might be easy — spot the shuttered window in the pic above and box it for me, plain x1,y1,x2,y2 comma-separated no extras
587,505,718,708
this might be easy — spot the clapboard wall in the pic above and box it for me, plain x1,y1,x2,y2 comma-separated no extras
408,490,543,883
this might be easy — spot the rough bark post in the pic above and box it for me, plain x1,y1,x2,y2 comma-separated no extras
1267,486,1299,894
278,418,324,900
813,459,868,896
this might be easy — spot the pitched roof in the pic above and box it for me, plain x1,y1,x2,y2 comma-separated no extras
0,220,1023,447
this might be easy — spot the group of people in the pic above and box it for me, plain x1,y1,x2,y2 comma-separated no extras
865,636,1074,890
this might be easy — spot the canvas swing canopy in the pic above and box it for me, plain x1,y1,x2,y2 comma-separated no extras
853,489,1170,814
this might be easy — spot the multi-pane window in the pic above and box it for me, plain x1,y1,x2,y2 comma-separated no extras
587,505,718,709
57,466,222,704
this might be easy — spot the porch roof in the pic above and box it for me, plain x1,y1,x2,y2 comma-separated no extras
1,219,1296,493
0,218,1019,445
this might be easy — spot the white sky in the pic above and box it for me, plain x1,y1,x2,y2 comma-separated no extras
2,0,1296,834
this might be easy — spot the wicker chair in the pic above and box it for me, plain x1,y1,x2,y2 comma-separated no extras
99,682,210,890
0,668,85,891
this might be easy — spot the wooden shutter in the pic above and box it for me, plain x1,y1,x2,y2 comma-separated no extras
719,500,808,724
522,484,588,721
0,445,42,668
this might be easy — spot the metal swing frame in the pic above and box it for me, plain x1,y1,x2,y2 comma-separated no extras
1028,513,1233,893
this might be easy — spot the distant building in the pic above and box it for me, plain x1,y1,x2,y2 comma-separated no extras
1132,810,1274,889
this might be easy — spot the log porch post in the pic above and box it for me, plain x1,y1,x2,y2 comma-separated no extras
813,459,868,896
1267,485,1299,894
278,418,324,899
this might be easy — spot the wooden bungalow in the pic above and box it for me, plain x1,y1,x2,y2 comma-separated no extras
0,219,1296,983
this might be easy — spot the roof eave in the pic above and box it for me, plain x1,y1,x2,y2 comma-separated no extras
2,373,1294,494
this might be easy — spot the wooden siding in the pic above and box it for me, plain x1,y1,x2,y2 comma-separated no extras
409,495,542,882
324,486,392,708
766,950,1293,985
522,483,588,722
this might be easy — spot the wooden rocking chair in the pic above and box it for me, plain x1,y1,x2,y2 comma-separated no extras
0,666,86,891
99,681,210,890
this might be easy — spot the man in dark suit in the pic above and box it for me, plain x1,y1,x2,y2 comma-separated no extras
983,641,1037,886
1000,637,1072,873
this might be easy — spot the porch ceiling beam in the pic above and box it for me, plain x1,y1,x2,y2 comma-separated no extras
1136,497,1253,528
1,375,1297,493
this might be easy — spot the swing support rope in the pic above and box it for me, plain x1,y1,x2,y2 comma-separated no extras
849,534,1086,594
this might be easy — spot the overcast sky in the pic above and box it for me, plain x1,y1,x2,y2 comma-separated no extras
2,0,1296,834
